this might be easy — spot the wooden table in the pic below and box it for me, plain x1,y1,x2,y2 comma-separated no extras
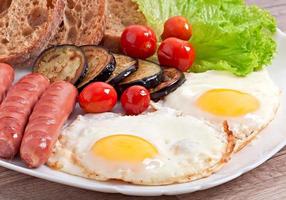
1,1,286,199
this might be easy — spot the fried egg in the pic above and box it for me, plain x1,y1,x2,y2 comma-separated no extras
160,70,280,151
48,109,234,185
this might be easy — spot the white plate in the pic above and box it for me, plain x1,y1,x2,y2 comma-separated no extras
1,29,286,197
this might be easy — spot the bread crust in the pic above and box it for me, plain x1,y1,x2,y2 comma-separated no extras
0,0,65,67
101,0,146,53
101,31,122,53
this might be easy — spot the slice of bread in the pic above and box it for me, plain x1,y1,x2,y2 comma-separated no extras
0,0,65,67
101,0,146,53
49,0,106,46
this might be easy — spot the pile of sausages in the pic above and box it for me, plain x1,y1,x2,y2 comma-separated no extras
0,63,78,168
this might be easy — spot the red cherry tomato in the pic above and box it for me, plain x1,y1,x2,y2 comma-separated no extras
121,25,157,59
161,16,192,41
79,82,118,113
157,37,196,72
121,86,151,115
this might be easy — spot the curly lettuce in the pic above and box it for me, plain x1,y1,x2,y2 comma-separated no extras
134,0,277,76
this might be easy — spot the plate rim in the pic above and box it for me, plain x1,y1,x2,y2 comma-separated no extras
0,29,285,197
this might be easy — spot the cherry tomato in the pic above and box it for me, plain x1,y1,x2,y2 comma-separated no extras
157,37,196,72
161,16,192,41
121,25,157,59
121,86,150,115
79,82,117,113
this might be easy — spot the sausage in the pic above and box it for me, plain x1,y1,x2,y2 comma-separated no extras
0,63,15,104
20,81,78,168
0,73,50,158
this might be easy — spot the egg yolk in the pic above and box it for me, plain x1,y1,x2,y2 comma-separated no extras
91,135,158,162
196,89,260,117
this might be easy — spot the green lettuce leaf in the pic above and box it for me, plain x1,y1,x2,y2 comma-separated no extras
134,0,277,76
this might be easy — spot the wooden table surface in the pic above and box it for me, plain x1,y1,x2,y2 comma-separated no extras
1,1,286,200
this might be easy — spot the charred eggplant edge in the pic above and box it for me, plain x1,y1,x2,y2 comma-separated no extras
78,45,116,89
151,68,186,102
108,55,139,85
117,60,163,93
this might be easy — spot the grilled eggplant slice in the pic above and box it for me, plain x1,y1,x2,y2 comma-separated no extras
150,68,186,101
118,60,163,92
33,45,87,85
107,54,138,85
77,46,116,89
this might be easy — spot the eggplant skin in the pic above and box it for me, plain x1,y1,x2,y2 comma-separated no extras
117,60,163,93
150,68,186,102
33,45,88,85
77,55,116,90
107,54,138,86
108,64,138,86
74,60,89,86
95,54,116,82
77,45,116,90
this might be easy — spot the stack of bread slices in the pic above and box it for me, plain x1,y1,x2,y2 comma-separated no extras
0,0,146,67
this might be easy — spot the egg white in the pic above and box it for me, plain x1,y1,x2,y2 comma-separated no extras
48,109,233,185
160,70,280,151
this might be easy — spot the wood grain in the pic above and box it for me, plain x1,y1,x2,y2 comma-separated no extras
0,1,285,200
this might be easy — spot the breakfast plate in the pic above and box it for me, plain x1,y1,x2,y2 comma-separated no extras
0,29,284,196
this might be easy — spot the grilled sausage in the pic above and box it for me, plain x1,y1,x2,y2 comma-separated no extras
0,63,15,104
0,73,50,158
20,81,78,168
